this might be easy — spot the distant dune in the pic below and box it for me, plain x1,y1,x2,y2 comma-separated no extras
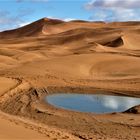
0,18,139,79
0,18,139,74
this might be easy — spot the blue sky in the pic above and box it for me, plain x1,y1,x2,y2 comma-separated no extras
0,0,140,31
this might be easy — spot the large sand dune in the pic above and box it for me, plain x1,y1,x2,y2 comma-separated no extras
0,18,140,140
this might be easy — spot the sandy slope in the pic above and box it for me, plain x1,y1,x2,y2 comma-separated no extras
0,77,18,96
0,18,140,139
0,78,45,140
0,116,46,140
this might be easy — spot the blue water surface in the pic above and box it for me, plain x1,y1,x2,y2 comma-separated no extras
46,94,140,113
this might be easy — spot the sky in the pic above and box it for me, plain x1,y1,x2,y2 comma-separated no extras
0,0,140,31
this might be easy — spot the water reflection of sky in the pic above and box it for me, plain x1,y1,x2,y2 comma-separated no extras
87,95,140,112
46,94,140,114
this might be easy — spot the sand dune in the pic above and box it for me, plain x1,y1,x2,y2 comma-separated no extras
0,77,18,96
0,115,46,140
122,32,140,50
41,53,140,79
0,18,64,38
0,18,139,83
108,21,140,28
0,18,140,140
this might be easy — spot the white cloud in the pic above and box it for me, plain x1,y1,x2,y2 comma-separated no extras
0,8,34,31
18,22,31,27
89,10,109,21
46,16,75,22
86,0,140,9
63,18,76,22
85,0,140,21
112,9,140,21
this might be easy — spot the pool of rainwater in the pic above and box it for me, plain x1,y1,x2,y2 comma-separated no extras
46,94,140,114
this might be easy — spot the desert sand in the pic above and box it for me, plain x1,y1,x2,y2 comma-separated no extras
0,18,140,140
